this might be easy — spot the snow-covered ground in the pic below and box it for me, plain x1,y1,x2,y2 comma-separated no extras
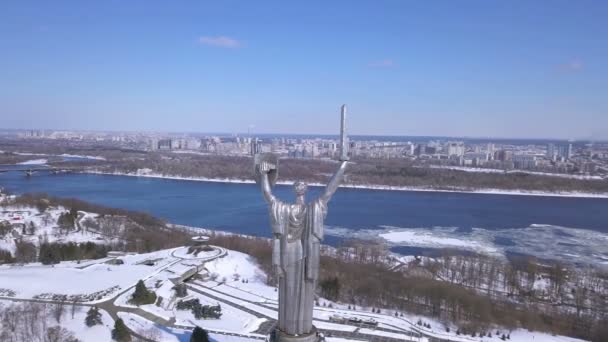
508,329,587,342
204,250,271,292
119,311,264,342
57,305,114,341
0,299,114,341
0,248,176,302
174,291,266,333
59,153,106,161
0,206,120,255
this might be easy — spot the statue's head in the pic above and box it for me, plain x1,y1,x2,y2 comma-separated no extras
293,181,308,196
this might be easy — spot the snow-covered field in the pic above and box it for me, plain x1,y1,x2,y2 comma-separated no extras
0,248,176,302
119,312,262,342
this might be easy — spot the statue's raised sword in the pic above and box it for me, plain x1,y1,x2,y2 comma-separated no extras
339,104,350,161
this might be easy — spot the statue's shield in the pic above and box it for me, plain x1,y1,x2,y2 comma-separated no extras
254,153,279,186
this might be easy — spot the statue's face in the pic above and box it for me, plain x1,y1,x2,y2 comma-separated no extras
293,181,308,196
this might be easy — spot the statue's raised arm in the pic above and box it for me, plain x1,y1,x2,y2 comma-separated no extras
319,161,348,203
319,104,350,203
259,161,276,204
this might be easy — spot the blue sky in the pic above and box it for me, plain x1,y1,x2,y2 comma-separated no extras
1,1,606,139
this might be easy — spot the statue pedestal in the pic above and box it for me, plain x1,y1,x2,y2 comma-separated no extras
273,327,320,342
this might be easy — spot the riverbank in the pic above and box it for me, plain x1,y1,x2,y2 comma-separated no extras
85,170,608,199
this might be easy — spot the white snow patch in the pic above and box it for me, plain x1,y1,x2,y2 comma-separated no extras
379,227,499,254
17,159,48,165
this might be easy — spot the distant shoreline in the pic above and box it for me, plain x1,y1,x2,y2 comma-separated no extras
84,170,608,199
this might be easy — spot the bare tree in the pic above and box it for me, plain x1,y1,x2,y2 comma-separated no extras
71,300,79,319
45,325,79,342
52,300,66,323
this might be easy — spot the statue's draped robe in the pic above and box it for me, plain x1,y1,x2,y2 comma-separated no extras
269,197,326,335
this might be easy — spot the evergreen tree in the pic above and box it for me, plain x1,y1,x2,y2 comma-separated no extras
319,277,340,301
190,326,209,342
57,212,75,229
112,318,131,341
85,307,103,327
39,242,61,265
131,280,156,305
173,283,188,298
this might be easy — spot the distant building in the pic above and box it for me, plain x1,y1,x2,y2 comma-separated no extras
250,138,262,155
463,152,488,166
494,150,513,162
513,154,537,169
446,142,465,157
157,139,172,150
557,143,573,161
415,144,436,156
171,139,184,149
487,143,495,159
546,143,557,161
185,138,201,150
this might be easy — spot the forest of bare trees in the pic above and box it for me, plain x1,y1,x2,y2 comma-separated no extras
0,301,80,341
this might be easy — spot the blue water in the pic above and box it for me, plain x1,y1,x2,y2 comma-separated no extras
1,172,607,241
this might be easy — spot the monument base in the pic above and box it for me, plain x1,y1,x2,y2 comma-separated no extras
272,326,320,342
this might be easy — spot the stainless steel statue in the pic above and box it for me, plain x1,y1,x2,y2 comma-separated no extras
255,105,350,341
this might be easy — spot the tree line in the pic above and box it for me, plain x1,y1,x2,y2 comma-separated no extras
94,152,608,193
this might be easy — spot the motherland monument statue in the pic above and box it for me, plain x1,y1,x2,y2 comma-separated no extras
254,105,350,342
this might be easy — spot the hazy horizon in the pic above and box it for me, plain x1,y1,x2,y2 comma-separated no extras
2,127,603,143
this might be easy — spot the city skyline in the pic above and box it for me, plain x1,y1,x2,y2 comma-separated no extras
1,1,607,139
